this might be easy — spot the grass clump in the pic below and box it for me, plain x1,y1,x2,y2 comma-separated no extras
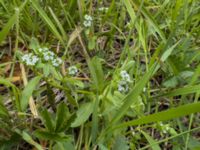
0,0,200,149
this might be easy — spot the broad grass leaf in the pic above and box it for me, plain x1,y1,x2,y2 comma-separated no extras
156,84,200,98
48,7,67,41
71,102,94,127
115,102,200,129
31,0,64,45
21,76,42,111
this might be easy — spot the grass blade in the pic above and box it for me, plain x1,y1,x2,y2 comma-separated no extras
155,84,200,98
31,0,64,45
115,102,200,129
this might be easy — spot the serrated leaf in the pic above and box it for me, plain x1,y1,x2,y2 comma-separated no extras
55,102,70,132
40,109,55,132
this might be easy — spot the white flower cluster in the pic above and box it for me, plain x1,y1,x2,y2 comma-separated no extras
120,70,131,82
68,66,78,76
21,47,62,67
159,122,170,134
83,14,93,27
98,7,108,12
21,53,39,66
118,70,131,93
38,47,62,67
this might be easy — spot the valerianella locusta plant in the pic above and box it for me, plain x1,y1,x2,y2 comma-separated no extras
118,70,132,93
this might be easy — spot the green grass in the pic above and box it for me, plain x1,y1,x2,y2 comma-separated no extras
0,0,200,149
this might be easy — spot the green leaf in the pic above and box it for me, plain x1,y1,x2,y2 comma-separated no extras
156,84,200,98
0,0,28,44
21,76,42,111
130,0,166,42
34,130,70,142
0,96,9,117
115,102,200,129
46,84,56,111
160,42,180,62
43,64,50,77
71,102,94,127
140,130,161,150
0,78,21,111
48,7,67,41
29,37,40,50
53,141,75,150
15,130,43,150
113,136,129,150
0,14,16,44
31,0,64,45
40,109,55,132
55,102,70,132
88,56,104,92
88,36,96,50
162,76,178,88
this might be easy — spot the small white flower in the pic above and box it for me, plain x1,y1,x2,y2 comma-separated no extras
118,80,129,93
43,51,55,61
120,70,131,82
68,66,78,76
57,57,62,64
21,53,39,66
83,14,93,27
38,48,43,52
52,57,62,67
44,55,50,61
38,47,49,53
32,55,39,63
84,14,92,21
83,20,92,27
118,84,125,92
98,7,108,12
